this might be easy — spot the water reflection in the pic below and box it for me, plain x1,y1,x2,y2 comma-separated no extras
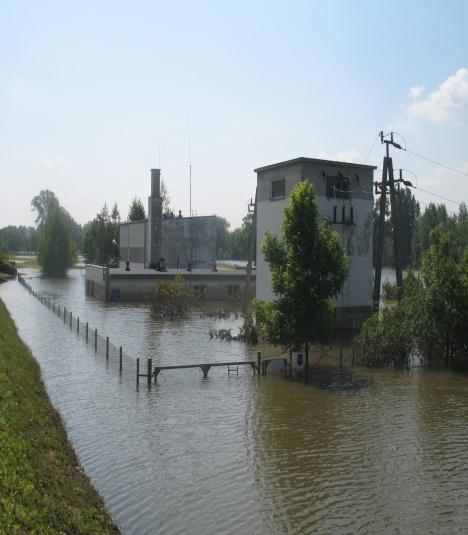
1,271,467,534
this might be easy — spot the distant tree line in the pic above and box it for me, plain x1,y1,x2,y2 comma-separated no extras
373,188,468,268
0,226,38,252
215,213,254,261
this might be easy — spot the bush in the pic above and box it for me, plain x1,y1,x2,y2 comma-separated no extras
153,275,197,319
0,252,17,277
382,280,399,300
238,306,259,344
356,229,468,369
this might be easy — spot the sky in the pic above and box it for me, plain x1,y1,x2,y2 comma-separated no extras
1,0,467,229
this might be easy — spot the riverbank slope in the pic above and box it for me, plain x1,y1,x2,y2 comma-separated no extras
0,297,119,533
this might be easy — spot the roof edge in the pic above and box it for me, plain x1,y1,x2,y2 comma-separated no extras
254,157,377,173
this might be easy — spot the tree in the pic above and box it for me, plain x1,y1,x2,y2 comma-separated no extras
0,226,37,252
397,188,420,267
128,197,146,221
231,212,254,260
31,190,59,229
160,180,171,216
37,205,77,276
372,188,420,268
356,228,468,369
255,180,348,372
412,202,448,265
82,203,120,266
215,216,231,259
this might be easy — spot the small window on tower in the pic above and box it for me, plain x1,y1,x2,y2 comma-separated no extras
271,179,285,200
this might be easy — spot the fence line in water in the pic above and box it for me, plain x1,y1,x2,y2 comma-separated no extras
17,274,133,378
17,275,277,386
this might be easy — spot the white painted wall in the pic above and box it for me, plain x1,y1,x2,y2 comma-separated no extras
256,196,373,309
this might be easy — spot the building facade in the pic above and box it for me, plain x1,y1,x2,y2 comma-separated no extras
255,157,376,328
119,169,217,270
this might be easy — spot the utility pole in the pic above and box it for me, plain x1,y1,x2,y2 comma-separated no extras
372,131,404,311
242,191,257,314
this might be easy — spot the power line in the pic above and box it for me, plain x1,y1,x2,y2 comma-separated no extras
401,148,468,177
413,186,463,206
363,134,380,164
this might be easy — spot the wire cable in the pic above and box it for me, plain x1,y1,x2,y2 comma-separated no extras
363,134,380,164
400,148,468,177
413,186,462,206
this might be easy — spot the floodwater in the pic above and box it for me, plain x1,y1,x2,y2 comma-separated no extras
1,269,468,534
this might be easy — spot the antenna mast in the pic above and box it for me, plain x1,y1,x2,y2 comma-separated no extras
188,116,193,274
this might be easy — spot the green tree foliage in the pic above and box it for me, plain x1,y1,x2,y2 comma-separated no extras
357,228,468,368
0,226,37,252
231,212,254,260
373,187,420,268
215,212,254,260
255,181,348,362
215,216,231,259
31,190,59,229
37,206,77,276
412,202,448,265
152,274,196,319
128,197,146,221
31,190,82,249
82,203,120,266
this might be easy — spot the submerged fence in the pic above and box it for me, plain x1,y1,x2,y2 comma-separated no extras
17,274,134,377
17,275,276,386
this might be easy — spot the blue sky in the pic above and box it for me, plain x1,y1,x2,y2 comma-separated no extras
1,0,467,229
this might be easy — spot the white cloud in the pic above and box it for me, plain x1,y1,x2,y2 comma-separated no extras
319,149,362,163
409,84,425,99
402,68,468,128
40,156,70,169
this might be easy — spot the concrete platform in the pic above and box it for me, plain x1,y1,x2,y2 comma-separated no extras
85,264,256,302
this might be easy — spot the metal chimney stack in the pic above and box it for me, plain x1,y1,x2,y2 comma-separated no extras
147,169,162,268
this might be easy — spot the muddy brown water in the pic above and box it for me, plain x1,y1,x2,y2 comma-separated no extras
1,269,467,534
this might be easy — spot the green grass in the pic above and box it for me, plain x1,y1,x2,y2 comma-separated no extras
0,298,120,533
6,253,39,269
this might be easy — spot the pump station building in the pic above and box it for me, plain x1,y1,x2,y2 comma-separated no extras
255,157,376,328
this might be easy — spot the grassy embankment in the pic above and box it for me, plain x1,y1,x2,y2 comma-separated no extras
0,298,119,533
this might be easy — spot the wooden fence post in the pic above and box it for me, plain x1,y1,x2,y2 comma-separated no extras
94,329,97,351
106,337,109,360
147,359,152,386
136,358,140,387
86,323,88,342
69,312,72,329
119,347,122,372
257,352,261,377
64,307,66,323
77,317,79,334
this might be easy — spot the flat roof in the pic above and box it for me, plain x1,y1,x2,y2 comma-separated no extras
254,157,377,173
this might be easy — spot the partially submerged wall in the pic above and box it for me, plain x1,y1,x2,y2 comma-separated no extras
85,265,109,300
108,272,253,302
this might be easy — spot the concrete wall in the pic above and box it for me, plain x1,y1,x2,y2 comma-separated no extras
107,271,255,302
255,158,375,327
161,216,217,269
119,221,146,268
118,216,217,270
85,264,109,300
